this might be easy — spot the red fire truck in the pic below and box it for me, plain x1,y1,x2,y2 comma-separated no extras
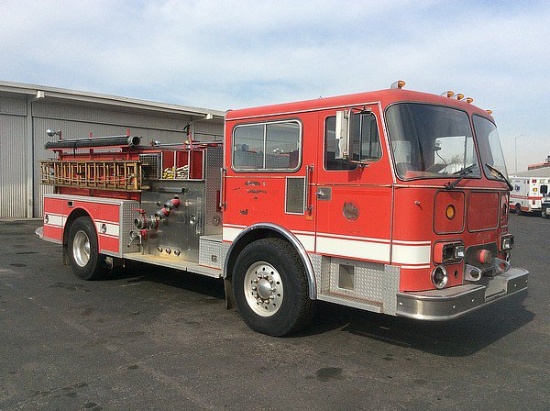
38,81,529,336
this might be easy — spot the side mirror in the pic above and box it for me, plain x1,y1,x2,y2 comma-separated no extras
335,109,352,159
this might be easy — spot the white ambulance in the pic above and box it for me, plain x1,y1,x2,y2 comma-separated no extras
510,176,550,214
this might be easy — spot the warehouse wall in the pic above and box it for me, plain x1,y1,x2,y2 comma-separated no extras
0,96,28,218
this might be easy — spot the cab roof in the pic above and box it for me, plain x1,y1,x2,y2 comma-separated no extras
226,87,493,122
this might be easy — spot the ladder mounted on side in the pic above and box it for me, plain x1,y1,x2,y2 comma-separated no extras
40,160,145,192
42,132,148,192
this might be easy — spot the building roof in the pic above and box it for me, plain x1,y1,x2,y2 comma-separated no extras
513,167,550,177
0,80,225,121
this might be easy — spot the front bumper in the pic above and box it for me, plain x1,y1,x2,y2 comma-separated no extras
396,267,529,320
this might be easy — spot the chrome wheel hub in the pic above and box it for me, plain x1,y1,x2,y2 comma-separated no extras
244,261,283,317
73,231,91,267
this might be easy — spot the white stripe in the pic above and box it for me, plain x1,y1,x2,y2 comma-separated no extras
222,225,431,265
316,231,391,244
317,236,391,262
45,214,64,227
95,221,120,237
393,239,432,246
295,233,315,252
401,265,432,270
223,226,244,242
392,244,431,265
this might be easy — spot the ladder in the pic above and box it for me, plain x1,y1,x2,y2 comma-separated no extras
40,160,144,192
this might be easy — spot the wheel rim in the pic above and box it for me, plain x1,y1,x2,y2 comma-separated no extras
244,261,283,317
73,230,91,267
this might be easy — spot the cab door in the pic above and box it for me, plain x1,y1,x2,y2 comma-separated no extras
313,105,393,264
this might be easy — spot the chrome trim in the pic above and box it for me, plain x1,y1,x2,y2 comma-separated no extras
284,176,306,215
464,264,483,281
231,119,302,173
35,226,44,239
305,164,313,213
396,267,528,320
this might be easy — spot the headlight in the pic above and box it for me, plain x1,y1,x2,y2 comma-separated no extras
500,235,514,251
434,242,465,264
431,266,449,289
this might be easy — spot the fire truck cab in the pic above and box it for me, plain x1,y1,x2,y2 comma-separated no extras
39,82,529,336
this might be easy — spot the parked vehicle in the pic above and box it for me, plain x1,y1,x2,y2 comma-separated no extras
38,81,529,336
540,185,550,218
510,176,550,214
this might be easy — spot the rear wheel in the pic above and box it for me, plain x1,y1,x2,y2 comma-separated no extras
515,203,523,215
67,217,106,280
232,238,315,337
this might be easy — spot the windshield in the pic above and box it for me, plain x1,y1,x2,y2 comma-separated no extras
386,103,480,180
473,115,509,181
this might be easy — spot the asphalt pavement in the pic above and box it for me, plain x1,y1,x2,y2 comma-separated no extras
0,216,548,411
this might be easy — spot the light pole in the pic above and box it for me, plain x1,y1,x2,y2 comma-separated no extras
515,134,524,174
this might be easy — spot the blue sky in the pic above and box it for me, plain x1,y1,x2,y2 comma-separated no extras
1,0,548,172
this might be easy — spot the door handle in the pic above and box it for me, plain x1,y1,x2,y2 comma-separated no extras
316,187,332,200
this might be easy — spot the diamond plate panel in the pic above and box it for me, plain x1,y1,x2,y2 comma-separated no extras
120,200,140,255
199,235,222,269
203,146,223,236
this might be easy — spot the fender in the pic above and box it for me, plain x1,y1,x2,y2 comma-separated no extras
223,222,317,300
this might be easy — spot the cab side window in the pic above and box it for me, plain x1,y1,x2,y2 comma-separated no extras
233,121,301,171
324,112,381,170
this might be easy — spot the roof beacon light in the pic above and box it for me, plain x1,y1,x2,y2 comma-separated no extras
391,80,406,89
442,90,455,98
464,97,474,104
486,109,493,115
456,93,464,100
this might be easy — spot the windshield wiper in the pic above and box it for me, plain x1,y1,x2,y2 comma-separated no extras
485,163,513,191
445,164,477,190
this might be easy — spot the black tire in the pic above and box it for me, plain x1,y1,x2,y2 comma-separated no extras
232,238,315,337
67,216,106,280
515,204,523,215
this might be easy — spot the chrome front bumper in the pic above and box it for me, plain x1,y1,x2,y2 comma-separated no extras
396,267,529,320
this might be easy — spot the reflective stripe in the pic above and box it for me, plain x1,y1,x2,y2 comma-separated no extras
224,225,431,266
95,220,119,237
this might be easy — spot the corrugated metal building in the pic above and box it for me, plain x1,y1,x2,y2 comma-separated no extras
0,81,225,218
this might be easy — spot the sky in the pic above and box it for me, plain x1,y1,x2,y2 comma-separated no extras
1,0,549,173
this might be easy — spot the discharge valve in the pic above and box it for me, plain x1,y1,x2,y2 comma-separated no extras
128,197,181,252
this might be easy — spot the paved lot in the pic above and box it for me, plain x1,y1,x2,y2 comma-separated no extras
0,216,548,411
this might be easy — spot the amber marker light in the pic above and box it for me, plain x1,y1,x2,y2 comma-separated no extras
442,90,455,98
391,80,406,89
445,204,456,220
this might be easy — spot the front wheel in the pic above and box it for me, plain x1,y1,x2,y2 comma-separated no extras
67,216,107,280
232,238,315,337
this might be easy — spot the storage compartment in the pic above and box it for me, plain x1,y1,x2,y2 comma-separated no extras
199,235,223,269
161,150,205,180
